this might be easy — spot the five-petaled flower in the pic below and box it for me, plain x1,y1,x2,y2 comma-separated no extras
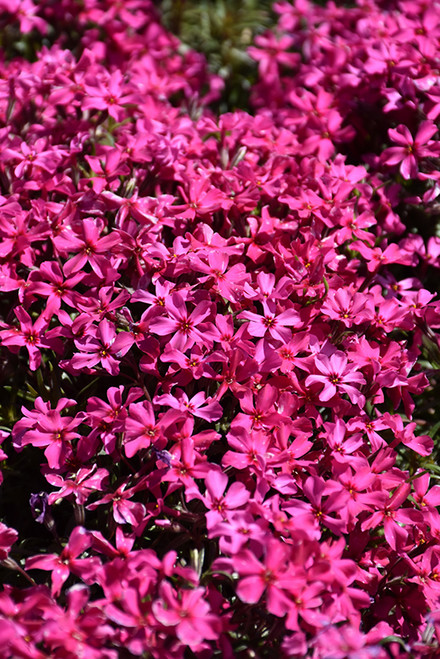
305,351,366,405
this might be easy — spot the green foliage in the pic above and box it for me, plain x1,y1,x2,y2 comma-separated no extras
159,0,274,110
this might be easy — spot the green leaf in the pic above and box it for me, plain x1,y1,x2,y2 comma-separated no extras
428,419,440,438
379,635,411,652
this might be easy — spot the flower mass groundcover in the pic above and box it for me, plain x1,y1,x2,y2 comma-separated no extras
1,0,440,656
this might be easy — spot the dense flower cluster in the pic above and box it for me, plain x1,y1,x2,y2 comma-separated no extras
1,0,440,656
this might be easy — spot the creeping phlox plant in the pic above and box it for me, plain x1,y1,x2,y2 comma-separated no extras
1,0,440,656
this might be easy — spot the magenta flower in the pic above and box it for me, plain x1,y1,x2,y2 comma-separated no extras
102,189,159,226
154,388,222,422
75,285,130,321
26,527,99,596
222,426,272,473
213,349,258,401
231,538,295,618
305,351,365,405
20,403,81,469
2,1,440,653
351,241,416,273
197,469,249,529
347,415,388,452
0,306,63,371
209,511,268,554
382,121,439,179
336,463,376,522
190,251,248,302
232,383,286,430
83,70,140,121
152,582,219,648
104,585,154,641
46,465,109,506
4,138,64,177
321,288,374,327
123,400,175,458
54,218,120,278
4,0,48,33
0,523,18,560
362,482,423,552
159,341,209,376
284,582,325,632
87,480,146,527
12,396,76,446
149,293,213,351
161,437,211,493
84,147,130,194
284,475,348,536
248,32,298,77
39,584,116,659
407,546,440,607
412,472,440,511
174,173,232,219
77,385,142,458
321,419,363,464
239,300,300,342
26,260,85,315
68,319,133,375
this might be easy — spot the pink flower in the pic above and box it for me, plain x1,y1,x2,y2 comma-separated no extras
321,419,364,464
412,472,440,511
362,482,423,552
152,582,219,648
54,218,120,278
123,400,175,458
83,70,140,121
231,538,295,617
26,260,85,315
305,351,365,405
208,511,268,554
46,465,109,506
0,306,63,371
382,121,439,179
0,523,18,560
20,403,81,469
87,480,146,527
149,293,213,351
190,251,249,302
321,287,374,327
197,469,249,529
68,319,133,375
174,173,232,220
239,299,300,342
154,388,222,422
26,527,99,596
